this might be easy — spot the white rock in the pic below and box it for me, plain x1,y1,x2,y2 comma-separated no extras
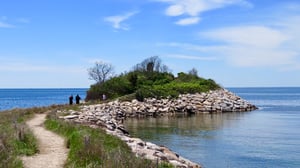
63,115,79,119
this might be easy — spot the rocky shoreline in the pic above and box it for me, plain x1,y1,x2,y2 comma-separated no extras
59,89,257,168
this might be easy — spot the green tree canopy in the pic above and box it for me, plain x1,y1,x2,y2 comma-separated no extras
86,56,220,101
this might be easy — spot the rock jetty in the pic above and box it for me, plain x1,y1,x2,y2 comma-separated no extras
60,89,257,168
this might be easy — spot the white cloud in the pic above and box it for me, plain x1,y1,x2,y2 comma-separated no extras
222,46,297,67
157,0,251,25
166,54,217,60
175,17,200,25
104,11,139,30
202,26,289,48
159,15,300,69
157,42,225,52
166,4,185,16
200,25,299,67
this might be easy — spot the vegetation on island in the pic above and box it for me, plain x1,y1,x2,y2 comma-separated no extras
86,56,220,101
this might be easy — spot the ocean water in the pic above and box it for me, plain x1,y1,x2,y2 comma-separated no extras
124,87,300,168
1,88,300,167
0,88,87,111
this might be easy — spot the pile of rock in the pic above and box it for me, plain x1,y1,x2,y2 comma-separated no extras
61,107,201,168
100,89,256,118
121,136,200,168
60,89,257,168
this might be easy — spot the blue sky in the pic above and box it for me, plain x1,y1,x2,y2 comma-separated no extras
1,0,300,88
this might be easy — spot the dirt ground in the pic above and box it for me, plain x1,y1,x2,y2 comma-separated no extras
21,114,69,168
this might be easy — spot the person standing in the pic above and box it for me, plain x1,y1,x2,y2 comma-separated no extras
69,95,73,105
102,94,106,101
75,94,81,104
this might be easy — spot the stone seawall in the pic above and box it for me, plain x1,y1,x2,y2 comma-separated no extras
60,89,257,168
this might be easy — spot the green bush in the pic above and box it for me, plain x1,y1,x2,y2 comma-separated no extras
86,57,220,102
176,72,199,82
87,71,220,102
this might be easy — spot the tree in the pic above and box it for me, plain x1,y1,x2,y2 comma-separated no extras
133,56,170,73
88,61,114,84
188,68,198,77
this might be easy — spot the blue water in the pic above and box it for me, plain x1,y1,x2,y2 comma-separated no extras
124,87,300,168
1,88,300,167
0,88,87,111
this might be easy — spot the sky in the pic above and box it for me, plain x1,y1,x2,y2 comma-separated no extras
0,0,300,88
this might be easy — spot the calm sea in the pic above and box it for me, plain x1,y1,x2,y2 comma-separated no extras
0,88,87,111
1,88,299,167
124,87,300,168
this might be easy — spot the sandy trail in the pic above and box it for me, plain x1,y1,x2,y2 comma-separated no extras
21,114,69,168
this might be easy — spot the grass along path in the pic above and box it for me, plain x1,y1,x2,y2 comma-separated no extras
21,114,69,168
1,105,173,168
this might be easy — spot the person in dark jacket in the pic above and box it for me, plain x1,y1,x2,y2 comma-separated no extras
75,94,81,104
69,95,73,105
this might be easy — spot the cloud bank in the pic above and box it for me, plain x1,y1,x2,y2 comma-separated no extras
201,21,300,68
160,15,300,70
166,54,217,61
157,0,251,25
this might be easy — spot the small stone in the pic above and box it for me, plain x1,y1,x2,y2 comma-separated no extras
63,115,79,119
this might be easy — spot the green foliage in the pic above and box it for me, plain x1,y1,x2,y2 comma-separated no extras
86,74,134,101
176,72,199,82
86,56,221,102
45,112,172,168
14,129,38,156
0,108,39,168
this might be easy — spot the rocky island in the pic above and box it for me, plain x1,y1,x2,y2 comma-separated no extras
58,56,257,167
60,88,257,168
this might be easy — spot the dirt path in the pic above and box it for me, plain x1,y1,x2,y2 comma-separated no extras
21,114,69,168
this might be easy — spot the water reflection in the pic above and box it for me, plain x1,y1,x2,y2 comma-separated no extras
125,109,300,168
125,88,300,168
125,112,249,140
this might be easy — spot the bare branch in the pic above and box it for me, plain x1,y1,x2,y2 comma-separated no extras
188,68,199,77
133,56,170,73
88,61,114,84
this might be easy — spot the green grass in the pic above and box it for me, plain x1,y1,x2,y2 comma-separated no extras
0,104,174,168
0,108,40,168
45,111,173,168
